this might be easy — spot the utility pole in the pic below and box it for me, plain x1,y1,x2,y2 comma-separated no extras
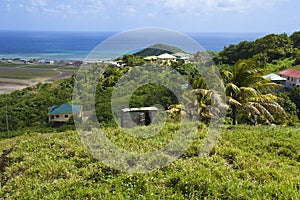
6,104,9,137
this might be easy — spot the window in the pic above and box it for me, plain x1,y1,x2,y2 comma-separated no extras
56,115,59,118
51,116,54,119
65,115,69,118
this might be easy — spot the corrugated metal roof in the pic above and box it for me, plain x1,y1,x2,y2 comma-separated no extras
122,107,158,112
48,104,81,115
278,69,300,79
263,73,286,81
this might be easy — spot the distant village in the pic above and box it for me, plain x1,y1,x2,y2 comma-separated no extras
0,57,84,67
0,51,192,67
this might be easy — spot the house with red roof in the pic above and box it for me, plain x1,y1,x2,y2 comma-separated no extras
278,68,300,88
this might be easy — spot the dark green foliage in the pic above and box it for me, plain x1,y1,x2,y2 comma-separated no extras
122,54,145,66
290,31,300,49
255,33,291,61
171,62,202,85
289,86,300,117
277,92,298,116
216,33,293,65
292,49,300,66
129,84,178,109
216,41,255,65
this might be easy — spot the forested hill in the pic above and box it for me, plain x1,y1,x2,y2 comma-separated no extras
214,31,300,66
134,44,185,56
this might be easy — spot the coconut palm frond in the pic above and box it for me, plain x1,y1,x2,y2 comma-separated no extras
226,83,240,97
244,102,261,116
224,59,289,125
239,87,258,100
262,102,288,118
227,97,242,107
192,89,211,96
252,102,275,122
255,82,282,94
250,94,279,103
220,69,233,83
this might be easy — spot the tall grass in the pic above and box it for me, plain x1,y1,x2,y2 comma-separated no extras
0,124,299,199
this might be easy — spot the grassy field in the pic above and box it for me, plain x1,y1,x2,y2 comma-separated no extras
0,62,78,69
0,124,299,199
0,67,59,79
0,62,24,68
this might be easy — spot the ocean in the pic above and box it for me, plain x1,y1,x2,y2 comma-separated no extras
0,31,265,60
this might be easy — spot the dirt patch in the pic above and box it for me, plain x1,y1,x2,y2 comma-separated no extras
0,148,13,172
0,68,77,95
0,78,32,95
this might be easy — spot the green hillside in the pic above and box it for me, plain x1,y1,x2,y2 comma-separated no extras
0,124,299,199
134,43,185,56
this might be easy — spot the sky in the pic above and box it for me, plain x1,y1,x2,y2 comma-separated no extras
0,0,299,33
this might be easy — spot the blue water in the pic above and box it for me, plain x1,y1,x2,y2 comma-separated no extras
0,31,265,60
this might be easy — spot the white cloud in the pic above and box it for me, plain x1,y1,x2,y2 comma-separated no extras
5,0,105,15
3,0,289,19
156,0,288,14
163,0,186,10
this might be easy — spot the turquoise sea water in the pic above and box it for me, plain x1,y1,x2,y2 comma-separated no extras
0,31,265,60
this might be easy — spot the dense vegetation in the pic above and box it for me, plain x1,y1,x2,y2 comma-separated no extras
1,32,300,199
214,32,298,66
0,78,75,137
0,124,299,199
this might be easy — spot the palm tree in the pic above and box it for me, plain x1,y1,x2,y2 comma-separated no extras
182,88,227,123
223,60,287,125
181,68,227,123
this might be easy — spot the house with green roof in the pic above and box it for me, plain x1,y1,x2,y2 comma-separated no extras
48,104,82,125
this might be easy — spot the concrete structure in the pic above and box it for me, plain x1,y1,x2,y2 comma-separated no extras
278,69,300,88
121,107,158,128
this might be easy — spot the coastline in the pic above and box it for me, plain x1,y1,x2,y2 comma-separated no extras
0,31,265,95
